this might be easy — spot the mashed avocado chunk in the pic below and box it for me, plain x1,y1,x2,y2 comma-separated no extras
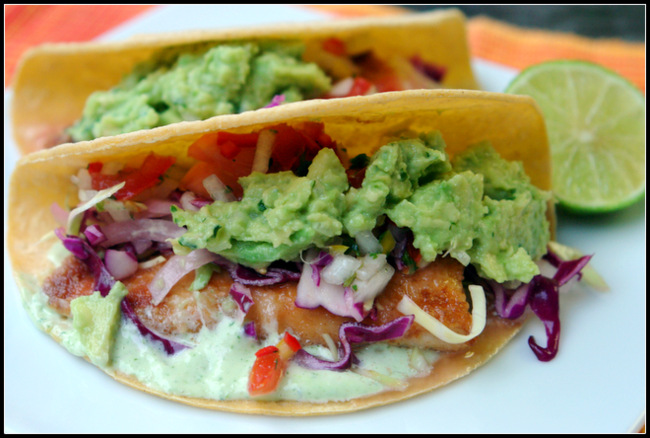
344,132,451,236
452,143,551,282
387,171,485,266
172,148,348,270
68,42,332,141
171,132,550,282
70,281,128,367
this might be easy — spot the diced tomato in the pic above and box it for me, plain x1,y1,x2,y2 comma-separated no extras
322,37,347,56
186,133,220,163
187,132,259,164
255,345,280,357
268,122,339,174
183,132,259,199
219,140,241,160
247,332,301,397
407,244,422,265
371,73,403,93
89,153,175,201
346,167,366,189
248,350,285,397
354,52,403,93
178,161,217,200
281,332,301,354
218,132,260,149
345,77,373,97
87,162,103,174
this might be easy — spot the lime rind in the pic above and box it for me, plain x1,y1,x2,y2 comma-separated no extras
505,60,645,214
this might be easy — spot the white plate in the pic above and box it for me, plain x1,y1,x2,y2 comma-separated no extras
4,5,645,434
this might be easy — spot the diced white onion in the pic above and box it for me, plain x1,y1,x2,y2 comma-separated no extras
397,285,487,344
352,264,394,304
66,181,125,235
355,230,383,255
321,254,362,285
104,249,138,280
328,77,355,97
179,191,200,211
72,168,92,191
203,174,236,202
356,254,388,281
251,129,276,174
296,264,364,321
103,198,134,222
148,249,221,306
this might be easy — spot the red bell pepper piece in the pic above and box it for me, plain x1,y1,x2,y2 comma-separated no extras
248,332,301,397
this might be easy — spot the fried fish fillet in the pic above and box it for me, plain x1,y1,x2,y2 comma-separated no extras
43,255,473,352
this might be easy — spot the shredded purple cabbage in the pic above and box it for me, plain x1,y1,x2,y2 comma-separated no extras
56,228,114,296
545,252,592,287
409,56,447,83
227,262,301,286
292,315,414,371
244,321,257,339
526,276,560,362
263,94,286,108
388,224,410,271
490,251,592,361
310,251,334,287
55,229,188,354
230,282,254,314
83,224,106,246
119,299,188,355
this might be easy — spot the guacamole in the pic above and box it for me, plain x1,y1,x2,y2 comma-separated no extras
172,147,349,270
171,132,550,283
67,42,332,142
70,281,128,367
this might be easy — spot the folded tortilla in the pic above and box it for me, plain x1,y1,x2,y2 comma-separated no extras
11,9,479,155
8,89,552,415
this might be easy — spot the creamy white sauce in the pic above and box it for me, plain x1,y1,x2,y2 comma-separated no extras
20,271,440,403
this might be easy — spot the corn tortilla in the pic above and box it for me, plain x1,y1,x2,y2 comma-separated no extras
11,9,478,155
8,89,552,415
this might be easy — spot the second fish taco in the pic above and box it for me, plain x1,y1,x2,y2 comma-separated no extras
11,9,478,154
8,89,593,415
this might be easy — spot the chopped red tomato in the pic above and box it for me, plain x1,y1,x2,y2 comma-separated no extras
345,77,373,97
178,162,218,200
187,132,259,164
182,132,259,199
346,167,366,189
268,122,338,174
322,37,347,56
87,162,103,174
407,244,422,266
248,332,301,397
255,345,279,357
89,153,175,201
355,52,403,93
370,73,403,93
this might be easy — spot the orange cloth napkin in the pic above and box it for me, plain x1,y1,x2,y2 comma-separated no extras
4,4,157,88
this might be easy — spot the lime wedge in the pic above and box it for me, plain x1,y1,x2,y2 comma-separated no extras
506,60,645,213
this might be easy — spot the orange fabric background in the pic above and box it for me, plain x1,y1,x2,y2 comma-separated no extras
3,4,645,433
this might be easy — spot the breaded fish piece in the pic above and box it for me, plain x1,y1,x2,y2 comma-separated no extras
43,255,473,352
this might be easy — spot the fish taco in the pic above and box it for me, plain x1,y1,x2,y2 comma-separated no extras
11,9,478,155
8,89,592,415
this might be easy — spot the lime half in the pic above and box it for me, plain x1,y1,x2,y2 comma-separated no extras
506,60,645,213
